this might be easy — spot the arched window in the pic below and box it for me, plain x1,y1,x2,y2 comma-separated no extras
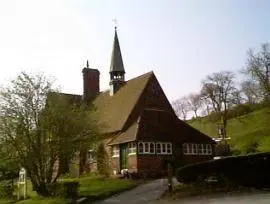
144,143,149,153
183,143,188,155
198,144,203,155
138,142,144,154
156,143,161,154
167,143,172,154
150,143,155,153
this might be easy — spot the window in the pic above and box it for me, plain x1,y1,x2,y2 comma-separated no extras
138,142,155,154
138,142,144,154
129,142,136,155
150,143,155,153
183,143,198,155
167,143,172,154
193,144,212,155
198,144,203,155
138,142,171,154
192,144,198,154
162,143,167,154
112,146,119,157
156,142,172,155
183,143,189,154
144,143,149,153
156,143,161,154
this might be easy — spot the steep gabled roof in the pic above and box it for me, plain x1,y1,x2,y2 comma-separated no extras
137,108,215,144
92,71,154,133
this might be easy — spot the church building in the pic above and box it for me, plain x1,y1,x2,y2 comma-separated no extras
80,28,215,176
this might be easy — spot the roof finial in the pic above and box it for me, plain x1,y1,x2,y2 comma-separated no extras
86,60,89,68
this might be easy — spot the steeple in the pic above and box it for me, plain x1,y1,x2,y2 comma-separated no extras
110,27,125,73
109,27,126,96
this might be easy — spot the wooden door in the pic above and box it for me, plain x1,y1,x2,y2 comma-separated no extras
120,143,128,170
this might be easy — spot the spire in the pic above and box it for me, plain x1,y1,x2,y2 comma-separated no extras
86,60,89,68
110,28,125,73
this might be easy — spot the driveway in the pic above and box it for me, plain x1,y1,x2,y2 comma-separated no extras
154,192,270,204
92,178,270,204
93,178,168,204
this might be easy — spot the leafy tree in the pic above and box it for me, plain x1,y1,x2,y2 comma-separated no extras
245,43,270,103
0,72,99,196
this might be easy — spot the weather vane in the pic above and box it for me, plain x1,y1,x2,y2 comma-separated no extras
113,18,118,30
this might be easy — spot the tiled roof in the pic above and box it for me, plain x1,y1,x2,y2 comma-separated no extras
137,108,215,144
107,118,140,145
92,71,154,133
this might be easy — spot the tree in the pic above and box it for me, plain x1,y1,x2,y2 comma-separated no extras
201,71,237,138
245,43,270,102
172,96,189,121
96,143,110,177
0,72,99,196
187,93,202,118
241,80,263,104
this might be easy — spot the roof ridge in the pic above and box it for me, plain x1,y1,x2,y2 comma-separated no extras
126,71,154,83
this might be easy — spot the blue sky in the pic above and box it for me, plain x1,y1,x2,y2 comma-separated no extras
0,0,270,102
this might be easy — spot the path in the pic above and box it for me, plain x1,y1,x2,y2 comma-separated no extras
93,178,168,204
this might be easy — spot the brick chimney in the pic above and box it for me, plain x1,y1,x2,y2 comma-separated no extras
82,61,100,102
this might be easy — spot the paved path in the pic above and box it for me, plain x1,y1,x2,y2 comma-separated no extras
93,179,168,204
92,178,270,204
154,192,270,204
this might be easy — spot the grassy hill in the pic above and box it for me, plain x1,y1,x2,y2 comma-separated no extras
189,107,270,154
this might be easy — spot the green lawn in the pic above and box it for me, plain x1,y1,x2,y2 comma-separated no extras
0,176,137,204
189,107,270,154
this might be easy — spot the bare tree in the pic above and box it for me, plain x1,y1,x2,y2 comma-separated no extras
201,71,237,138
245,43,270,102
241,80,263,104
172,96,189,121
187,93,202,118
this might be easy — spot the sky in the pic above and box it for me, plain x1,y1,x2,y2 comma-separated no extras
0,0,270,102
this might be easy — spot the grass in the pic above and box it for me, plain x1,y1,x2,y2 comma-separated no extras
189,107,270,154
0,175,137,204
63,175,137,200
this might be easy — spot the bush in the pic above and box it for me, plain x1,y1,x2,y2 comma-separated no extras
176,152,270,188
46,181,79,198
0,180,14,198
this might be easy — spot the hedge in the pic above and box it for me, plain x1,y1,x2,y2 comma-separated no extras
46,181,79,198
176,152,270,188
0,180,14,198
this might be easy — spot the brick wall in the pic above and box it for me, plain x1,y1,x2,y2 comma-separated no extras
128,154,137,172
137,154,173,176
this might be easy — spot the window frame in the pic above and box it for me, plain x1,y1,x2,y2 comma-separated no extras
128,142,137,155
138,142,144,154
156,143,161,154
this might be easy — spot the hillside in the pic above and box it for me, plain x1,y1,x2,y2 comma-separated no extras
189,107,270,154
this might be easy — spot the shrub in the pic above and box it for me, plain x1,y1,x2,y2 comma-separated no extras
176,152,270,188
0,180,14,198
46,181,79,198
